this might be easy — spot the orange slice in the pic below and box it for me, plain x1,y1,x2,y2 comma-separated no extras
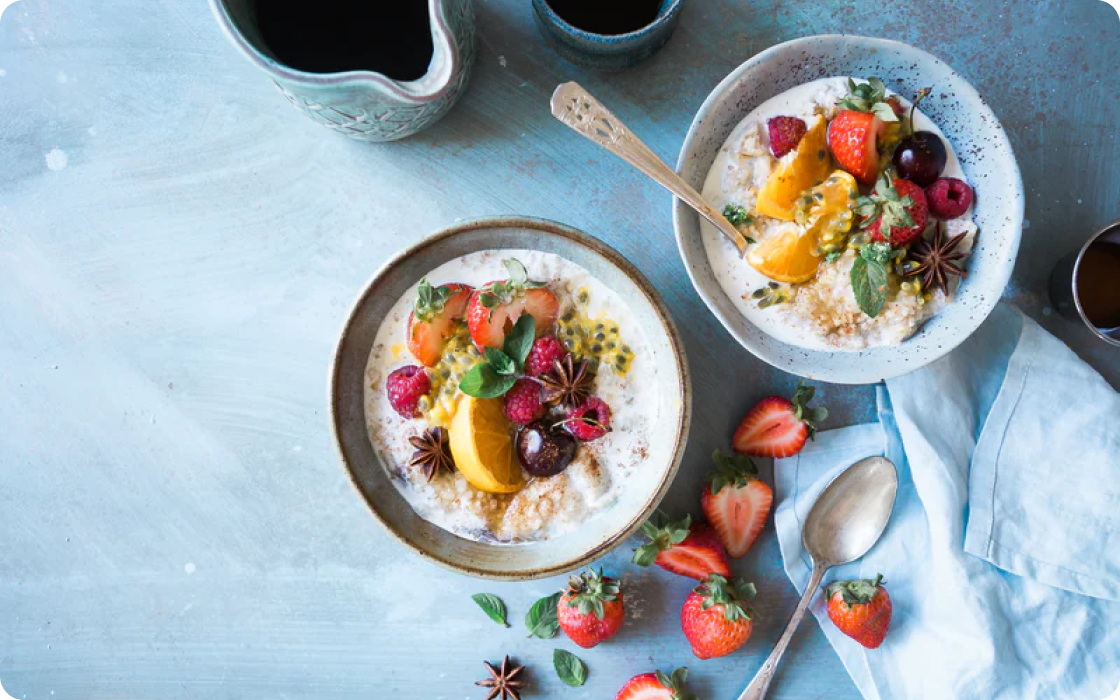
755,116,831,221
747,224,823,284
448,395,523,494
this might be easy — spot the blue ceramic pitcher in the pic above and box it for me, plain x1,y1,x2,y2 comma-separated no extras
211,0,475,142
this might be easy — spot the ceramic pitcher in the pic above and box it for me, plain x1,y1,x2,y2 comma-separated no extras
211,0,475,142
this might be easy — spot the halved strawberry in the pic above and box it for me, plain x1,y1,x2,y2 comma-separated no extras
467,259,559,349
827,110,886,186
632,513,731,581
615,667,696,700
701,451,773,558
406,280,473,366
733,381,828,459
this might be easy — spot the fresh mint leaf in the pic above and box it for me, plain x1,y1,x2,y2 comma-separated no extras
485,347,516,376
503,314,536,370
825,250,843,263
721,204,753,227
471,593,509,627
553,649,587,687
526,592,562,639
459,364,517,399
851,254,889,318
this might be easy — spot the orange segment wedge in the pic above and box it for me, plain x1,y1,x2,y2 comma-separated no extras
448,395,523,494
756,116,831,221
747,224,823,284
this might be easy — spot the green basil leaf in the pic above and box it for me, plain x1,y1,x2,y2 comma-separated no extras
503,314,537,369
485,347,516,376
851,256,889,318
525,592,562,639
459,364,517,399
553,649,587,687
471,593,509,627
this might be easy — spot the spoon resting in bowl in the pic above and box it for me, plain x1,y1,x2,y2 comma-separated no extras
550,81,749,256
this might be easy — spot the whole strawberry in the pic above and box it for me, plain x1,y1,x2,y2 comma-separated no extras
733,381,828,458
856,172,930,247
557,568,624,649
680,574,757,660
701,451,773,558
614,667,696,700
825,574,893,649
632,513,731,581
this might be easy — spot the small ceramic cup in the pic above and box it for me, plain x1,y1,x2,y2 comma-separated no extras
532,0,684,69
1048,219,1120,347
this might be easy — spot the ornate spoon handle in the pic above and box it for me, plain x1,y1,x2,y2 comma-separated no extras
550,82,748,256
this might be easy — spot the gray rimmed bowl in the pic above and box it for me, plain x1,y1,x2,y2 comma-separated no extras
673,35,1024,384
329,217,690,580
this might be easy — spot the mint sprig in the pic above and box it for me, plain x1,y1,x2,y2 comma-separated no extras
526,592,562,639
553,649,587,687
470,593,510,627
851,242,894,318
459,315,536,398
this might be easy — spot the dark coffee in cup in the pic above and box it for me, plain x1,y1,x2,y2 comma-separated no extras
1049,221,1120,345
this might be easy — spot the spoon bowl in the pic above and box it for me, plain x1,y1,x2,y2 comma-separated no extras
803,456,899,566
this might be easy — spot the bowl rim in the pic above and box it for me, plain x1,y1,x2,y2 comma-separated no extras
672,34,1025,384
327,215,692,580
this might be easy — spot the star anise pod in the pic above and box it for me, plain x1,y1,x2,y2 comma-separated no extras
905,221,969,296
476,655,526,700
540,355,595,408
408,427,452,482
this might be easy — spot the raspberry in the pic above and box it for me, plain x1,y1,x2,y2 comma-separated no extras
386,365,431,419
924,178,973,219
525,335,569,377
503,378,546,426
563,396,612,441
767,116,808,158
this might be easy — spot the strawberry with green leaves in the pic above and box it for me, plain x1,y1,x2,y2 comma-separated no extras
680,574,757,660
557,568,625,649
614,667,696,700
856,171,930,247
406,279,473,366
826,574,893,649
632,513,731,581
733,381,828,458
701,451,773,558
467,259,560,350
827,78,900,186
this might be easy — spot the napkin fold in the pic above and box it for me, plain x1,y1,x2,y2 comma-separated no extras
774,304,1120,700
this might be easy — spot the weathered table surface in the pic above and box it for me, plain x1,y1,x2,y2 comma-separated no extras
2,0,1117,697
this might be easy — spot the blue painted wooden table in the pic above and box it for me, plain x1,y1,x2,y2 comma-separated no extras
2,0,1117,698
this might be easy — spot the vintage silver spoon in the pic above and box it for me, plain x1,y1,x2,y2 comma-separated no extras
550,81,749,256
740,455,898,700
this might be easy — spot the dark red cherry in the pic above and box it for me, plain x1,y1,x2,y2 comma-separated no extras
893,131,947,188
516,422,577,478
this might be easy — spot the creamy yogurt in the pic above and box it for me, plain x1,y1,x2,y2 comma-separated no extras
700,77,977,351
363,250,658,543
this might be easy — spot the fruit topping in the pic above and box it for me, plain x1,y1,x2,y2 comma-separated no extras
721,203,753,228
515,421,578,477
746,222,824,284
924,177,973,219
408,426,453,482
905,221,969,296
386,365,431,419
561,396,612,441
476,655,527,700
406,279,473,366
828,109,887,186
614,668,696,700
701,451,773,558
826,574,893,649
556,306,632,374
838,77,901,123
850,242,896,318
448,395,523,494
857,172,929,247
751,282,790,309
524,335,569,377
795,169,860,258
540,355,595,408
756,116,831,221
502,378,546,425
732,381,828,458
680,574,757,660
892,88,947,187
632,513,732,581
767,115,808,158
467,259,560,350
459,315,535,400
558,568,625,649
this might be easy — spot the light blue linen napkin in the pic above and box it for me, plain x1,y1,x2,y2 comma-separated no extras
774,304,1120,700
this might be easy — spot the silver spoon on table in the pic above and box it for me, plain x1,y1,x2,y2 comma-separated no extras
550,81,749,256
740,455,898,700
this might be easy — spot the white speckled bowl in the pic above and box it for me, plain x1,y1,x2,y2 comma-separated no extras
673,36,1024,384
330,217,690,580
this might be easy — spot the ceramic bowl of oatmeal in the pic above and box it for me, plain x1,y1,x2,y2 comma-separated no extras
673,35,1024,384
330,216,689,580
